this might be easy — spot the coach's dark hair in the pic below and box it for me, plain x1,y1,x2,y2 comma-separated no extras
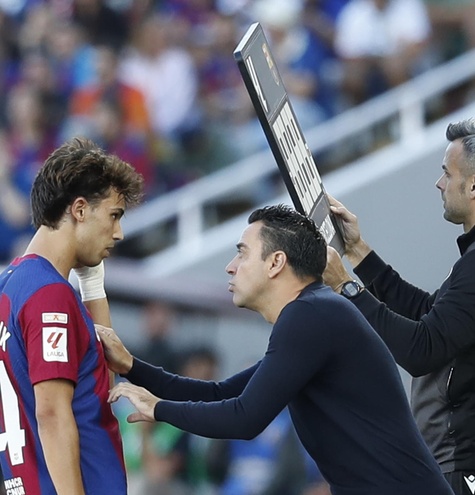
248,204,327,282
31,137,144,229
446,119,475,174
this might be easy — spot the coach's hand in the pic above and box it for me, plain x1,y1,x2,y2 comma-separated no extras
96,324,133,375
327,195,372,267
108,382,159,423
323,246,352,293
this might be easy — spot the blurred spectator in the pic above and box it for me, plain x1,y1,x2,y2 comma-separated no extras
208,409,296,495
301,0,350,114
126,0,156,31
422,0,475,113
153,12,243,180
134,300,181,373
71,0,130,50
0,83,54,260
197,12,265,168
114,300,184,495
113,300,178,495
141,345,220,495
120,14,201,146
193,13,247,121
17,2,53,54
304,0,350,24
334,0,432,105
0,129,32,263
253,0,328,123
113,376,144,495
4,83,58,197
0,9,20,127
15,5,72,128
19,50,67,130
68,44,152,136
159,0,219,48
160,0,217,27
254,0,339,120
89,98,159,196
423,0,475,61
63,43,159,194
44,20,97,98
215,0,252,18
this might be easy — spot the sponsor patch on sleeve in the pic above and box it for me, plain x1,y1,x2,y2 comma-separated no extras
42,312,68,324
42,327,68,362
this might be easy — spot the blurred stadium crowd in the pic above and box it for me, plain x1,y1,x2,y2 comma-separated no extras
0,0,474,264
1,1,475,494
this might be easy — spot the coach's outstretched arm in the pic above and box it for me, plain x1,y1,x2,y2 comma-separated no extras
97,324,258,402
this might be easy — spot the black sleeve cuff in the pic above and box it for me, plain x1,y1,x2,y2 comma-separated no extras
154,401,161,422
354,250,388,286
122,357,154,385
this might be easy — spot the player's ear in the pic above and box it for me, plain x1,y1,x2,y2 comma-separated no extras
269,251,286,278
70,197,88,222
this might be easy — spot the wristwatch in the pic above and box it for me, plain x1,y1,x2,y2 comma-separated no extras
340,280,363,299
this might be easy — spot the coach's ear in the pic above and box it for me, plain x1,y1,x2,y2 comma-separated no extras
268,250,286,279
470,176,475,199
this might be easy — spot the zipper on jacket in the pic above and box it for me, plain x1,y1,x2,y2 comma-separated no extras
446,366,455,435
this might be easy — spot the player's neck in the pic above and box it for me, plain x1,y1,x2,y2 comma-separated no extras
23,226,76,280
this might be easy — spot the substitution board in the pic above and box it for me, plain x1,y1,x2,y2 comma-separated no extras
233,22,344,254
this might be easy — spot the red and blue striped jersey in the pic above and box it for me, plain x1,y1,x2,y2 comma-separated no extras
0,255,126,494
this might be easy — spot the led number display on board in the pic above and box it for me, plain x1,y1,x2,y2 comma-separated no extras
234,23,344,253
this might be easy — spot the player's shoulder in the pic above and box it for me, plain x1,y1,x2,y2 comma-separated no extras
2,255,71,305
8,254,63,282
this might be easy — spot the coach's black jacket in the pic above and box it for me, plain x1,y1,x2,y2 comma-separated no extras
351,226,475,474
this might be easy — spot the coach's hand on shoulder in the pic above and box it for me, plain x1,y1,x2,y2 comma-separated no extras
95,324,133,375
108,382,159,423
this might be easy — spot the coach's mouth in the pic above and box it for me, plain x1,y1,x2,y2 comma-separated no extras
104,246,114,257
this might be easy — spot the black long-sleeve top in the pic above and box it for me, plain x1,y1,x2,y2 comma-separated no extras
126,283,453,495
352,226,475,473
